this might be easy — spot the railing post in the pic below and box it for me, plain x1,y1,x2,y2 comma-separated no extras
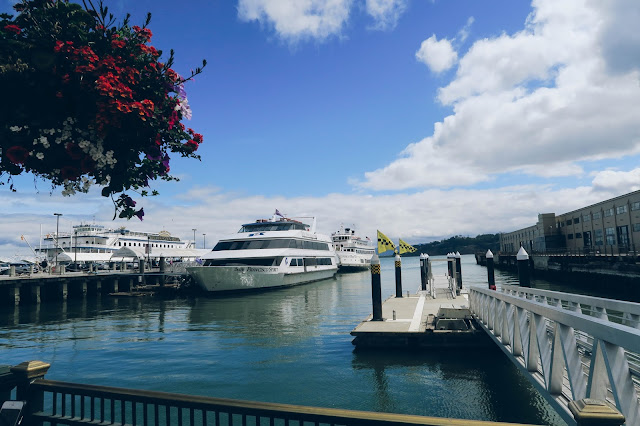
486,249,495,290
10,360,51,402
517,247,530,287
455,252,462,290
394,254,402,298
568,399,625,426
370,254,383,321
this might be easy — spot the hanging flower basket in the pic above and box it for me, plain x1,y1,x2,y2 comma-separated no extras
0,0,206,219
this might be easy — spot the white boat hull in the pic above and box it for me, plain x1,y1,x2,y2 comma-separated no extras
187,265,337,292
337,253,372,271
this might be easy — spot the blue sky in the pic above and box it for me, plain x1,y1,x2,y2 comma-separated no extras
2,0,640,259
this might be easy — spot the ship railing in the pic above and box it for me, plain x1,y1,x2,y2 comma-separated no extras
0,364,541,426
469,285,640,425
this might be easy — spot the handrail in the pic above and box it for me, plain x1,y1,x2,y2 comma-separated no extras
27,378,535,426
500,285,640,328
469,287,640,426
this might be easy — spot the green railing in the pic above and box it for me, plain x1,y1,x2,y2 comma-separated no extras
1,361,540,426
27,378,539,426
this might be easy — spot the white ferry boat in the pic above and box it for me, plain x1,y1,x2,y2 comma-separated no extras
37,223,196,265
331,225,375,271
187,213,338,292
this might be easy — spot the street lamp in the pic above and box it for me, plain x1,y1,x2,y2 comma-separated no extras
192,228,197,249
203,233,206,249
54,213,62,272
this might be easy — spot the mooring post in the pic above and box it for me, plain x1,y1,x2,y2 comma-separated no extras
31,285,41,304
425,254,431,292
395,253,402,298
419,254,426,291
455,252,462,290
451,256,460,295
10,284,20,306
568,399,625,426
447,253,453,277
517,246,530,287
370,254,383,321
486,249,496,290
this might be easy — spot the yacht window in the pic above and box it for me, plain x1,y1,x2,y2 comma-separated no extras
203,257,279,266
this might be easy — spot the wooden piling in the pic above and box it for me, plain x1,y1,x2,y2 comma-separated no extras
394,254,402,298
370,254,383,321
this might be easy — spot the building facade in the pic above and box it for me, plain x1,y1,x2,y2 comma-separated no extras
500,190,640,254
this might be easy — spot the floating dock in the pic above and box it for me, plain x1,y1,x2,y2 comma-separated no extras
351,273,492,348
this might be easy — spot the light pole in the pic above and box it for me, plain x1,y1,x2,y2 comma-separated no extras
192,228,197,249
203,233,206,249
74,229,78,264
54,213,62,272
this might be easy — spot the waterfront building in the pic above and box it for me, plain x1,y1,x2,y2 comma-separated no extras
500,190,640,254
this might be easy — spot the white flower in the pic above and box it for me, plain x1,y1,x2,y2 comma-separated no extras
9,126,22,132
36,152,44,160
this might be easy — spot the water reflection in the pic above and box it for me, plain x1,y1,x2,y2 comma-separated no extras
0,256,572,425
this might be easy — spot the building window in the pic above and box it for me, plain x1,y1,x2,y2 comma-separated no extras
632,202,640,211
604,208,614,218
583,214,591,222
618,225,630,246
574,217,580,224
633,223,640,232
605,227,616,245
617,205,628,214
566,219,572,225
576,232,582,238
568,234,573,240
593,212,601,220
595,229,603,245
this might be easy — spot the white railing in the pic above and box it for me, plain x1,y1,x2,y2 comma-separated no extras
469,286,640,426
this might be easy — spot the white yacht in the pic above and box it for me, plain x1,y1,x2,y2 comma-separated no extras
331,225,375,271
37,223,196,264
187,214,338,292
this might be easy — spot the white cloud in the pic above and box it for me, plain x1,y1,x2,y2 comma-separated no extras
592,168,640,194
415,35,458,73
0,179,625,260
360,0,640,190
237,0,353,42
365,0,408,30
457,16,474,43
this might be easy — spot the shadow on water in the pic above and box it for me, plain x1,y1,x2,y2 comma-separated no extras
351,348,566,425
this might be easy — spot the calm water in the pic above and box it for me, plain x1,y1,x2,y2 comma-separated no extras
0,255,595,425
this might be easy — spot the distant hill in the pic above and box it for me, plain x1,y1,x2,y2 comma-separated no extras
407,234,500,256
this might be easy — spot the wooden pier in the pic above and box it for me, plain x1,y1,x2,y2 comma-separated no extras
0,269,185,306
351,264,492,349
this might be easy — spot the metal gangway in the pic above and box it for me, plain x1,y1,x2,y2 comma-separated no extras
469,284,640,425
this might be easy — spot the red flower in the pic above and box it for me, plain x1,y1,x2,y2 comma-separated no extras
3,24,21,35
65,143,84,160
185,140,199,152
6,146,29,164
111,40,126,49
80,157,96,173
61,166,80,181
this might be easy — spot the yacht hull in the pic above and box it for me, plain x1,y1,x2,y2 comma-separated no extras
187,265,337,292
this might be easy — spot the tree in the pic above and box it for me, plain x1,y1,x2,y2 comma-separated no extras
0,0,206,219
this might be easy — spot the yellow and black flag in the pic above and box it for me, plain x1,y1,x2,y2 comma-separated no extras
398,238,417,255
377,230,396,255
